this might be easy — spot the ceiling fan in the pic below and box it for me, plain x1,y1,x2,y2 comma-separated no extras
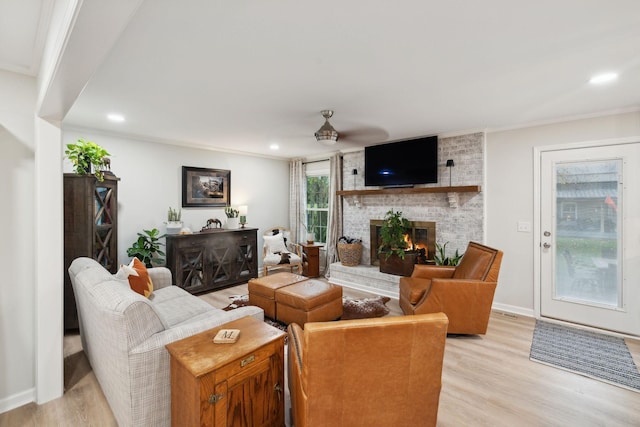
313,109,390,146
314,110,339,145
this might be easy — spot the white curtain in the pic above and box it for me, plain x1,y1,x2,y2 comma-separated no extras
324,153,343,277
289,159,306,243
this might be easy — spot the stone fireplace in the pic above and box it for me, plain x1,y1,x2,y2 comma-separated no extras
369,220,436,265
328,131,485,298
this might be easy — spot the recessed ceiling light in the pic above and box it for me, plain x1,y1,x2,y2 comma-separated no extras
107,113,125,122
269,144,279,150
589,72,618,84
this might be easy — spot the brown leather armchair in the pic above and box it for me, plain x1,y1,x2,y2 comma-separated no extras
399,241,503,335
287,313,448,427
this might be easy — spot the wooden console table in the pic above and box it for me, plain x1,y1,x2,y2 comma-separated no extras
300,243,324,277
166,316,286,427
165,228,258,294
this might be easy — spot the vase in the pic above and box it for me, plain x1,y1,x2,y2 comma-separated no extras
226,217,240,229
306,232,315,244
379,251,418,276
165,221,183,235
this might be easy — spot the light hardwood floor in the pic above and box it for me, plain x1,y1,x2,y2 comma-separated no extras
3,283,640,426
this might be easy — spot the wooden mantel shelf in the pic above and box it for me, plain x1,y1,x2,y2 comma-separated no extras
336,185,481,197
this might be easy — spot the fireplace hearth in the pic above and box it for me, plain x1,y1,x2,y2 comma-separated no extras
369,220,436,266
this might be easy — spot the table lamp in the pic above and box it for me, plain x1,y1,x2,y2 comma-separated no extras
238,205,248,228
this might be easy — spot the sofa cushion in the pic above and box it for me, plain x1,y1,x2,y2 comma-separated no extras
124,258,154,297
149,286,214,328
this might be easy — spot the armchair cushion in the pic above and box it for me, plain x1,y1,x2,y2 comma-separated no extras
264,233,289,254
452,243,498,280
264,252,302,265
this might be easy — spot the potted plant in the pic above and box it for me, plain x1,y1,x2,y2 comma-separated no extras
377,209,417,276
224,206,240,229
64,138,111,181
126,228,166,268
165,207,182,235
337,236,363,266
434,241,464,266
300,214,318,244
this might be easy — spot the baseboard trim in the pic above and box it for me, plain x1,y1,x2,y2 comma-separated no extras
492,302,534,318
0,388,35,414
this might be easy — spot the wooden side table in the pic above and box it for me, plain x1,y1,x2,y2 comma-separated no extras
165,316,286,427
300,243,324,277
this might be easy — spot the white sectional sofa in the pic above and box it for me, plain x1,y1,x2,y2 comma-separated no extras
68,257,263,427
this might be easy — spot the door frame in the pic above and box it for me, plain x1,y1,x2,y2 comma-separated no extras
533,136,640,333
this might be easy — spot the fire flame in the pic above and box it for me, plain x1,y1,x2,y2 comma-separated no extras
403,234,427,257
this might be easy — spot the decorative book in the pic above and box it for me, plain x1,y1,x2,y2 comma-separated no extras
213,329,241,343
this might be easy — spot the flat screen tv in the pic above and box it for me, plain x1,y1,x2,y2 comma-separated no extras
364,136,438,187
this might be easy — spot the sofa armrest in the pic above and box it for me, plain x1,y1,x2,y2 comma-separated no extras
411,264,455,279
148,267,172,290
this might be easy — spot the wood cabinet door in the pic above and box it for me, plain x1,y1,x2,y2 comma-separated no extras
176,246,207,293
223,354,283,427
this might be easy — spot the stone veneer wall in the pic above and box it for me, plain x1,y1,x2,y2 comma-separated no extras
341,132,485,264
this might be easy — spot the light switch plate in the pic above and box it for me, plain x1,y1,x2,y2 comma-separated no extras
517,221,531,233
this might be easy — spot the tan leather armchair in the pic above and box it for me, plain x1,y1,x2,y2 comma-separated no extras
288,313,449,427
399,241,503,335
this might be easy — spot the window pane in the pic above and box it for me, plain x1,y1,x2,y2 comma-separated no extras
555,160,620,307
306,175,329,243
306,176,329,208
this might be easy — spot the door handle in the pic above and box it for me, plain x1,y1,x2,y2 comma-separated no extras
543,243,551,249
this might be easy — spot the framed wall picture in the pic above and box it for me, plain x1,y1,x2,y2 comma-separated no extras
182,166,231,207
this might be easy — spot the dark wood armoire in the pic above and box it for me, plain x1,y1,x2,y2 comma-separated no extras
63,173,119,330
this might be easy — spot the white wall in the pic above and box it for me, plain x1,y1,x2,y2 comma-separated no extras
486,111,640,315
0,70,37,411
62,130,290,268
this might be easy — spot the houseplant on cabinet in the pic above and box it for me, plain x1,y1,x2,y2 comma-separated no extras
377,209,417,276
64,138,111,181
224,206,240,229
165,207,182,235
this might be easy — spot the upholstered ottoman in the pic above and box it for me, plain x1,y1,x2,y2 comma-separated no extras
248,272,308,319
275,279,343,326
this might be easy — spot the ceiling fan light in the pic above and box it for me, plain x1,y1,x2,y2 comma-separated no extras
315,123,339,144
314,109,339,144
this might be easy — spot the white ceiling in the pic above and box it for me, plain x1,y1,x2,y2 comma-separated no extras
0,0,52,76
4,1,640,159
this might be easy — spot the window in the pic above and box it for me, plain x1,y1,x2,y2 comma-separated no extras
306,175,329,243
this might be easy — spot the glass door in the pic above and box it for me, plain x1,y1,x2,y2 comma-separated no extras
540,143,640,335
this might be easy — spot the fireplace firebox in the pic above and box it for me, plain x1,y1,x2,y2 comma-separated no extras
369,220,436,266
